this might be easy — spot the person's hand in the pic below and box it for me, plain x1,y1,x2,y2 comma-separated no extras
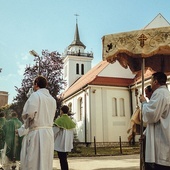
139,94,147,103
15,129,19,136
139,134,146,144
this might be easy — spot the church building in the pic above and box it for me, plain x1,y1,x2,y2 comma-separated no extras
61,13,170,145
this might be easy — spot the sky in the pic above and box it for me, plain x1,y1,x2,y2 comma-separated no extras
0,0,170,104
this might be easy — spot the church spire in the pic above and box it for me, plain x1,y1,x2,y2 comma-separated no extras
68,14,86,49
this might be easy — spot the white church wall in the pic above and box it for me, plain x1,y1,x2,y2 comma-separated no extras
106,88,131,142
85,88,91,143
144,13,170,29
64,58,80,87
64,55,92,88
63,90,91,143
90,86,131,143
99,61,135,78
90,86,104,143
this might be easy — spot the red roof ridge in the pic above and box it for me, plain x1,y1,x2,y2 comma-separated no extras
63,61,109,98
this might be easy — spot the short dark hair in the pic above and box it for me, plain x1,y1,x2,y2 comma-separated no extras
11,110,18,117
61,105,69,114
0,111,5,117
152,72,167,85
34,76,47,88
145,85,152,92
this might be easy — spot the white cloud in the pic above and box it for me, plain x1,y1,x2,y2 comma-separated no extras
15,53,29,60
16,53,35,76
17,62,26,76
21,54,29,61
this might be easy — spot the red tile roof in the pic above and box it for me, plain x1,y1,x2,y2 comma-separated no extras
62,61,170,99
90,76,134,86
63,61,134,99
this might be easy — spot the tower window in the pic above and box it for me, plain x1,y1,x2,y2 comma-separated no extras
76,63,79,74
81,64,84,75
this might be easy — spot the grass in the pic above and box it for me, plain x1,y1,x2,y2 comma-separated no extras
54,145,140,158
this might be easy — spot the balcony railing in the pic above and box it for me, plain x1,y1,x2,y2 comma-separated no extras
64,51,93,58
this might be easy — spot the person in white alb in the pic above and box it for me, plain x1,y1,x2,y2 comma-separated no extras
139,72,170,170
21,75,56,170
53,105,76,170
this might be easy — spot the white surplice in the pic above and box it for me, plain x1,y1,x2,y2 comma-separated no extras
17,125,29,170
53,126,74,152
22,88,56,170
142,85,170,167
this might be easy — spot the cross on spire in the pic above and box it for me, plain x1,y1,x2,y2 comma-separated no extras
137,34,147,48
74,14,79,24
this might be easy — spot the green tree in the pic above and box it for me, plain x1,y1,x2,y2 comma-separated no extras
13,50,65,118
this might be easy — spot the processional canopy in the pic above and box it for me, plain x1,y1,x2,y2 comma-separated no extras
102,26,170,73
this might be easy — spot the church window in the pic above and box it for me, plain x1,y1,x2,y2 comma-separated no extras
68,102,72,113
112,97,117,116
76,63,79,74
120,98,125,116
77,97,83,121
81,64,84,75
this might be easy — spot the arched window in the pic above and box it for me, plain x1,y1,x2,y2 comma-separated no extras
120,98,125,116
76,63,79,74
112,97,117,116
81,64,84,75
79,98,83,120
68,102,72,113
77,97,83,121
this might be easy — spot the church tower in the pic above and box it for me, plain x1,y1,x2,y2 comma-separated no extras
63,18,93,89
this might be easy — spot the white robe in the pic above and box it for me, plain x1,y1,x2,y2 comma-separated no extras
142,85,170,166
22,88,56,170
17,125,29,170
53,126,74,152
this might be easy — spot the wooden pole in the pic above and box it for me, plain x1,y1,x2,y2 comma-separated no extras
140,58,145,170
119,136,122,154
94,136,97,155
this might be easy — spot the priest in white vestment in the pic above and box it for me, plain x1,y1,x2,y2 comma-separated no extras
21,76,56,170
140,72,170,170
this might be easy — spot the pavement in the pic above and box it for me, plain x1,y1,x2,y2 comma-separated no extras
53,154,140,170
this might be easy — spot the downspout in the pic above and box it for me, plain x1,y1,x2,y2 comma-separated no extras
129,85,135,145
84,90,87,145
89,87,92,144
129,85,133,116
101,87,104,142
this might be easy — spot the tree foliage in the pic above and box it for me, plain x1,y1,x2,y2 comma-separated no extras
13,50,65,117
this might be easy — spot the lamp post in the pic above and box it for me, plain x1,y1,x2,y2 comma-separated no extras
29,50,41,75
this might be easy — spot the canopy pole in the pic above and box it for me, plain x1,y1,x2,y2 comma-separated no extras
140,58,145,170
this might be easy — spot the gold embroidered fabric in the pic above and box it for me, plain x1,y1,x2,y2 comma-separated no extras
102,26,170,73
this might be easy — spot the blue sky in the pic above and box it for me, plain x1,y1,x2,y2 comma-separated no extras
0,0,170,104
